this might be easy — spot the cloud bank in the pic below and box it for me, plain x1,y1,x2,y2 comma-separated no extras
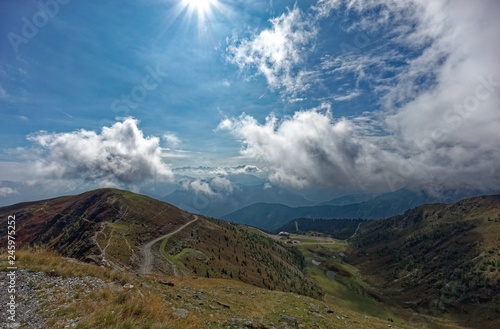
219,105,406,190
222,0,500,193
27,118,173,186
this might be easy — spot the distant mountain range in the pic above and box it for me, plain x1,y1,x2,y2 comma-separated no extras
317,193,379,206
162,182,315,217
2,188,498,329
222,189,495,231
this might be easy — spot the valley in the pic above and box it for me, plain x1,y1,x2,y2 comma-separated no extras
0,189,498,328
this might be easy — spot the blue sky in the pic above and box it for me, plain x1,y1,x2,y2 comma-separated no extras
1,0,500,204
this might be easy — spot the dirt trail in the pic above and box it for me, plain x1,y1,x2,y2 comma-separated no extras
139,215,198,275
349,222,363,239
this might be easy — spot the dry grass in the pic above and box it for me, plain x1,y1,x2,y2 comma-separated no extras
0,248,425,329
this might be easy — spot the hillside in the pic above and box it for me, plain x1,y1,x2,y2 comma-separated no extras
318,193,378,206
0,249,428,329
0,190,493,329
222,189,495,231
0,188,320,297
276,218,367,239
221,189,433,231
349,195,500,329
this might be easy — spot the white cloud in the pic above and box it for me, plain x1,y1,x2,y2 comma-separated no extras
312,0,341,19
226,5,317,97
231,165,261,175
220,100,500,192
211,167,229,176
211,176,234,194
221,0,500,193
180,176,234,197
219,104,401,189
173,165,263,179
163,132,181,149
184,179,216,196
0,187,18,197
27,118,173,186
334,91,361,101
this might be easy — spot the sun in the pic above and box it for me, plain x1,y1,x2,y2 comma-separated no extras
183,0,212,12
181,0,218,22
166,0,228,49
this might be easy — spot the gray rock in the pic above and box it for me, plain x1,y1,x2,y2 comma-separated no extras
279,314,298,329
158,280,175,286
173,308,189,318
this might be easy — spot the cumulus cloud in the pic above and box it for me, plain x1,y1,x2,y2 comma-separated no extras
182,179,215,196
219,105,402,190
211,176,234,194
220,101,499,192
226,5,317,97
27,118,173,186
180,176,234,197
0,187,18,197
220,0,500,193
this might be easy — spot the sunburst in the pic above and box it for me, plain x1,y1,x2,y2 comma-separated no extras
164,0,228,50
180,0,219,24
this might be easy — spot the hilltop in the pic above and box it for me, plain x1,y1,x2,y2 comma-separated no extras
0,188,320,297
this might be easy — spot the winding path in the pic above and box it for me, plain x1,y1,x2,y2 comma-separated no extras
139,215,199,275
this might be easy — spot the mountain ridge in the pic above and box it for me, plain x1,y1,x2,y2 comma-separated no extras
163,182,316,217
0,188,321,297
222,189,497,231
348,194,500,329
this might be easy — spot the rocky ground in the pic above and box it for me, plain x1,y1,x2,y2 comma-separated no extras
0,270,105,328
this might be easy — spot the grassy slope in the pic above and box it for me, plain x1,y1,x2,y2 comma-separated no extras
0,188,322,298
348,195,500,329
157,217,323,297
0,188,193,270
0,249,423,329
291,236,474,329
2,190,497,328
